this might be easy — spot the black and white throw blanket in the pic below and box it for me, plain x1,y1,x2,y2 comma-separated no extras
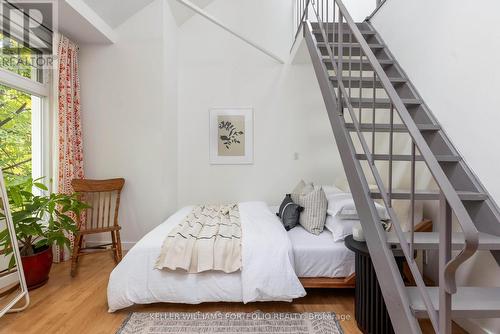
155,204,242,273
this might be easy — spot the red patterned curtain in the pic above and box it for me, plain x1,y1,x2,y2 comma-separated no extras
53,35,84,263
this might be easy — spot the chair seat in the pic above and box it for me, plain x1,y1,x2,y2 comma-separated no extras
78,225,121,235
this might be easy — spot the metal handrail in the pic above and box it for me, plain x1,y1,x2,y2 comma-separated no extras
333,0,479,297
366,0,388,21
297,0,482,332
293,0,311,45
306,4,439,332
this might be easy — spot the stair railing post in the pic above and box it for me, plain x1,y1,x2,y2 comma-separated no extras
358,52,363,122
410,141,416,259
388,103,393,206
439,192,452,334
325,0,328,57
371,73,376,155
337,8,343,115
348,28,352,99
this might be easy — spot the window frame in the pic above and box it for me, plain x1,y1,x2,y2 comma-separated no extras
0,65,52,189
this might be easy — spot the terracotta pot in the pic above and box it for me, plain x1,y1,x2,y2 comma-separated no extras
21,245,53,290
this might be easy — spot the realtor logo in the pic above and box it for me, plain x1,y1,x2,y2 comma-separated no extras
0,0,57,69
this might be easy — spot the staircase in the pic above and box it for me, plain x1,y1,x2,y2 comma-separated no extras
293,0,500,333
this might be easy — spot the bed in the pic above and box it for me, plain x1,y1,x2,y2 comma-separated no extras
288,225,355,288
107,201,355,311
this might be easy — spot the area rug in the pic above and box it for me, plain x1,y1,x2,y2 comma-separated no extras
117,311,344,334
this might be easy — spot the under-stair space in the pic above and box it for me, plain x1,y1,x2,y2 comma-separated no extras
294,0,500,333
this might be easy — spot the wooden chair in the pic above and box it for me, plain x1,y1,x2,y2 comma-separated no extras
70,178,125,277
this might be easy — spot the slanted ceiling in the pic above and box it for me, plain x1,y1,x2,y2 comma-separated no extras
168,0,216,26
82,0,216,28
82,0,156,28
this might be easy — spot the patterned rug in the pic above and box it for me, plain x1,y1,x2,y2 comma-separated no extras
117,311,344,334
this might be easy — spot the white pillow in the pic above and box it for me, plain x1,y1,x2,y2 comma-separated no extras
297,188,328,235
326,192,389,220
291,180,314,204
324,215,357,242
315,185,342,197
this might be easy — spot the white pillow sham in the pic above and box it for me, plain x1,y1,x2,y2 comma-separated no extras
326,192,390,220
315,185,342,197
324,215,357,242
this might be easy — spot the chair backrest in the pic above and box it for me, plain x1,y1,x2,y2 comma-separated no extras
71,178,125,232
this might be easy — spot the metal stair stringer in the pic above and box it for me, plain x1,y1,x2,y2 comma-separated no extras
303,20,423,334
363,20,500,265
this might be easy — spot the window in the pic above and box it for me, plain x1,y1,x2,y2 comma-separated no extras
0,32,48,185
0,83,43,183
0,32,43,83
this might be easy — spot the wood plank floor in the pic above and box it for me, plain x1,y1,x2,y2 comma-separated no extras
0,252,467,333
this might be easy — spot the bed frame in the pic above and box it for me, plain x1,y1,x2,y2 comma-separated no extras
300,274,356,288
299,219,432,289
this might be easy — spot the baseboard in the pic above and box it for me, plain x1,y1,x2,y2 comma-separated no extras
84,240,136,251
454,319,495,334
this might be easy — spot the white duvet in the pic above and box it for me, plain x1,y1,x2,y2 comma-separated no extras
107,202,306,311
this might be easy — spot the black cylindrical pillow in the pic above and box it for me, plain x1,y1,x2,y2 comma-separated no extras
276,194,303,231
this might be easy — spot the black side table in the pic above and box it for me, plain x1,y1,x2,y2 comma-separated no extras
345,235,404,334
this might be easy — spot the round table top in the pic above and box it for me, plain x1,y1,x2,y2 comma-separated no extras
344,234,405,258
344,234,370,255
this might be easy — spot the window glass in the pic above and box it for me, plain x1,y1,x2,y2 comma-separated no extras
0,83,42,183
0,32,43,83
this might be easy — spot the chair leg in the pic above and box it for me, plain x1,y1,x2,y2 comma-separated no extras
111,231,118,264
76,235,84,263
71,234,82,277
115,230,123,262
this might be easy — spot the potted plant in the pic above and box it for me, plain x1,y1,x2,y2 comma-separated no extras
0,177,88,289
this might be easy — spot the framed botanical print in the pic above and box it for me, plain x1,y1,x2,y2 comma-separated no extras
209,107,253,164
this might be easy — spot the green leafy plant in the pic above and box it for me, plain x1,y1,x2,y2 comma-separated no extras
0,177,88,265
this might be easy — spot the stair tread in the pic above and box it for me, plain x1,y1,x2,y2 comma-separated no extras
317,42,384,49
345,123,440,132
355,153,460,162
349,97,422,105
370,189,488,201
386,232,500,250
313,29,376,35
324,57,394,65
330,76,407,83
407,287,500,318
311,22,369,29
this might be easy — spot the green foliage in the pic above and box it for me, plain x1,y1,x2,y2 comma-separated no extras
0,83,32,184
0,32,38,184
0,178,89,265
0,32,36,80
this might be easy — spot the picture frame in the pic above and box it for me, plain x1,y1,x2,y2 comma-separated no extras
209,107,253,165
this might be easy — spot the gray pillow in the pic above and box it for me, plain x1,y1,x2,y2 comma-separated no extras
276,194,303,231
297,187,328,235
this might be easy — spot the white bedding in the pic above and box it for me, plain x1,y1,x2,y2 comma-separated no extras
287,226,355,278
107,202,306,311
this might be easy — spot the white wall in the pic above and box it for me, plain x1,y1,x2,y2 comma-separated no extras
177,0,345,207
77,0,379,243
301,0,376,24
372,1,500,332
79,0,178,247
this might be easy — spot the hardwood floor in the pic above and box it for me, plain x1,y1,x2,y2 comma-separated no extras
0,252,466,334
